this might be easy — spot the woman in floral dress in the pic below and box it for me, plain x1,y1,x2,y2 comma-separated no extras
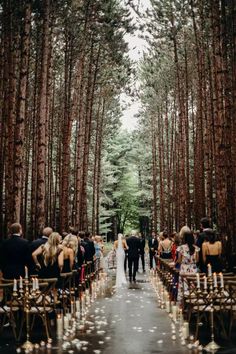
177,230,200,304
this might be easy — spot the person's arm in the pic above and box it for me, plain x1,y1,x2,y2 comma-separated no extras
218,241,222,256
195,250,199,263
113,241,118,250
124,240,128,250
68,249,74,270
32,245,43,268
91,242,95,257
58,250,64,271
176,251,182,265
202,243,207,264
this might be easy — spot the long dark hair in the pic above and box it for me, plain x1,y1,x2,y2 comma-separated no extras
205,229,216,244
183,231,195,255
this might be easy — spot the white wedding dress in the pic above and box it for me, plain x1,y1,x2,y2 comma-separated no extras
115,234,127,288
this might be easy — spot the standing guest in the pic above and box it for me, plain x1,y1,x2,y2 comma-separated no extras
196,217,211,272
68,228,84,268
80,231,95,275
171,233,181,263
82,231,95,263
202,229,222,273
158,231,173,259
94,236,102,270
61,234,78,272
139,233,146,272
30,227,53,275
126,230,140,283
176,230,200,303
77,233,85,268
32,232,64,279
31,227,53,252
148,231,159,269
98,237,105,270
179,225,191,242
0,223,31,279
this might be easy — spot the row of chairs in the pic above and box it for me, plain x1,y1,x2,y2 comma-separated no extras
155,257,236,340
0,258,101,341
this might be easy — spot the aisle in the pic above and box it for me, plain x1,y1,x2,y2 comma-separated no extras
76,272,189,354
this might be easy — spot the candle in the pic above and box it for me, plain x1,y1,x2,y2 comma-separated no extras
178,308,183,324
66,312,71,321
207,264,212,277
220,273,224,288
166,301,170,313
213,272,217,288
19,276,23,289
204,276,207,290
183,321,189,339
71,301,75,314
32,278,35,291
25,266,28,279
64,315,69,330
13,279,17,292
76,300,80,312
172,305,177,322
196,273,200,288
57,314,63,337
35,278,39,290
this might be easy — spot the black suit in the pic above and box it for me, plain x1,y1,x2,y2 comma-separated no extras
31,236,48,253
139,238,146,272
30,236,49,274
0,235,31,279
82,238,95,263
196,231,206,272
148,237,158,269
127,236,140,282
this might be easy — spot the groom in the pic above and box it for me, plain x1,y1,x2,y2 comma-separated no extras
126,230,140,283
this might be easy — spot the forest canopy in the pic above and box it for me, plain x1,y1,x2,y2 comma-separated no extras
0,0,236,259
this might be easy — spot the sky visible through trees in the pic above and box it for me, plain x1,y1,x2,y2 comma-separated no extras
0,0,236,261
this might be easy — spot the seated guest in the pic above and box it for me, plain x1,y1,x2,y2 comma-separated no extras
158,231,173,259
0,223,31,279
202,229,222,273
61,234,78,272
32,232,64,279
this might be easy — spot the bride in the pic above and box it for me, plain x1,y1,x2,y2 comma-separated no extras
114,233,128,288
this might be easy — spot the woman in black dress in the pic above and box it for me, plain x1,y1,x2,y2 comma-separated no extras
32,232,64,278
158,231,173,259
61,234,78,273
202,229,222,273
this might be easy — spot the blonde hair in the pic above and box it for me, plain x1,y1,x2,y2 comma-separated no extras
179,226,191,240
42,232,61,266
95,235,102,242
62,234,78,255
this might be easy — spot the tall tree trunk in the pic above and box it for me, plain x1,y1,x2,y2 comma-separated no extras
36,0,50,234
151,115,158,233
13,2,31,223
